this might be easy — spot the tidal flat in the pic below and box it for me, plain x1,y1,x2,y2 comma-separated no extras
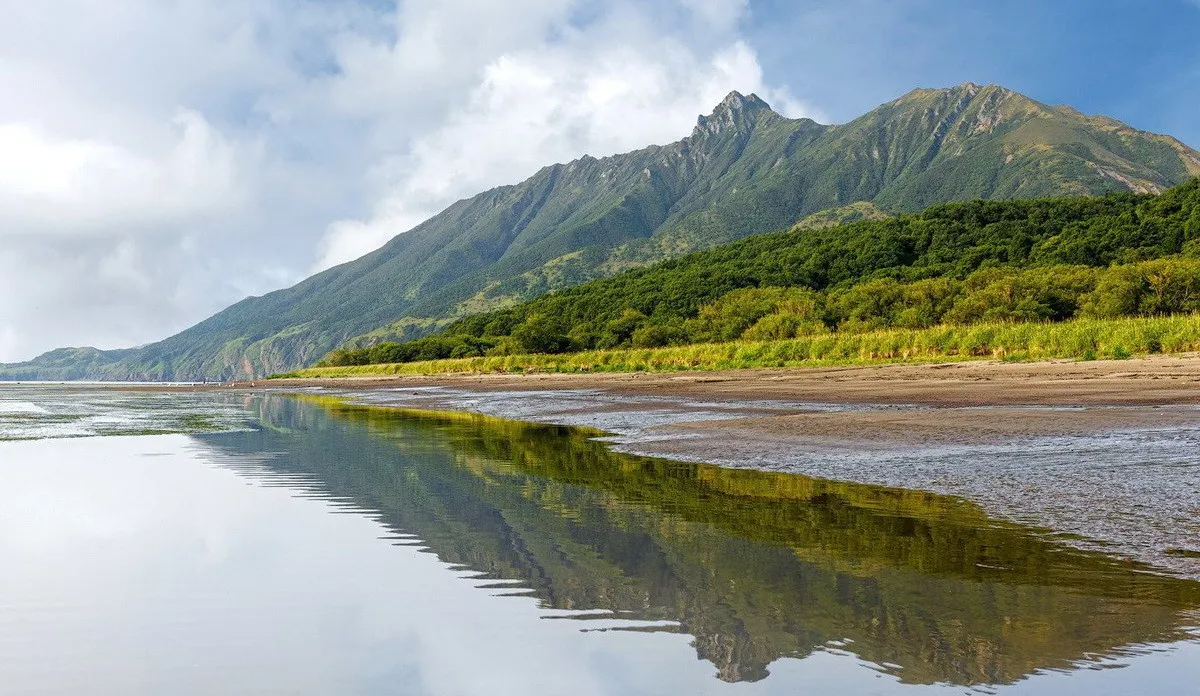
1,384,1198,695
309,379,1200,579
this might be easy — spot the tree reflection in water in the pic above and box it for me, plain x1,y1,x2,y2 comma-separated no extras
196,395,1200,687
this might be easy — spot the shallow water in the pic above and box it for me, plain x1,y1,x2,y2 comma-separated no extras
1,386,1199,695
322,386,1200,578
0,384,250,441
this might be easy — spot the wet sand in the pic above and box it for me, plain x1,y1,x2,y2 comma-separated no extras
661,406,1200,447
261,355,1200,449
269,354,1200,408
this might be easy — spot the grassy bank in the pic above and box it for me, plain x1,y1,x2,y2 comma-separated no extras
277,314,1200,378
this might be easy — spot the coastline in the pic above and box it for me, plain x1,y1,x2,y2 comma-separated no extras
264,354,1200,407
264,355,1200,578
29,354,1200,576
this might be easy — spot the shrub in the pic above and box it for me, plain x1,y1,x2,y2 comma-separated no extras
513,314,572,354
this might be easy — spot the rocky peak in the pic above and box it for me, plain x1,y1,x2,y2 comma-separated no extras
882,82,1032,143
692,91,776,138
895,82,1012,106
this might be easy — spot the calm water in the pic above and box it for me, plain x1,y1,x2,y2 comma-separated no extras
1,387,1198,695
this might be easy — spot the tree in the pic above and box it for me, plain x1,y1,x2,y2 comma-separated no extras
513,314,571,354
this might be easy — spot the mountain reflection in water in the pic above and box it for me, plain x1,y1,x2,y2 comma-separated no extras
195,395,1200,687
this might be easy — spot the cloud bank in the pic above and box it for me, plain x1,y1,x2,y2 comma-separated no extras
0,0,804,361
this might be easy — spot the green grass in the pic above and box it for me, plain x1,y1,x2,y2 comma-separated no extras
276,314,1200,379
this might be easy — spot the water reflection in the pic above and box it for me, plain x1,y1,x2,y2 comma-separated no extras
193,395,1200,688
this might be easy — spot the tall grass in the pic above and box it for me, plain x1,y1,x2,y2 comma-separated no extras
277,314,1200,379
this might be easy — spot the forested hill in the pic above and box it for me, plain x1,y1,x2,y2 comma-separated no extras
322,179,1200,366
5,83,1200,381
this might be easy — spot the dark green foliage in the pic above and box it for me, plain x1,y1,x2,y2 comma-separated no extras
939,267,1098,324
321,335,497,366
828,278,960,331
687,287,826,342
512,314,572,354
1081,258,1200,318
323,179,1200,365
600,309,650,349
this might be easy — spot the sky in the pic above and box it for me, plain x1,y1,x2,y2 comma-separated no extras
0,0,1198,362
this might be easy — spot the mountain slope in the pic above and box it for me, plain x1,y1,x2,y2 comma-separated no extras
325,178,1200,368
6,83,1200,380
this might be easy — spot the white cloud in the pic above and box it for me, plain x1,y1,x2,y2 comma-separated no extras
313,2,813,269
0,0,806,361
0,0,360,360
0,111,247,235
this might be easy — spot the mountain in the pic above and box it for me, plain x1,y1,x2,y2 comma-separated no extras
6,83,1200,381
0,346,137,381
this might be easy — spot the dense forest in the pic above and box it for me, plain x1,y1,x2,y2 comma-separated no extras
321,179,1200,367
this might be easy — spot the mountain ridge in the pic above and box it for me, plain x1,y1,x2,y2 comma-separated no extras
5,82,1200,381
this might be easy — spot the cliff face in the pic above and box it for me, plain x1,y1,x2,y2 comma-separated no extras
7,84,1200,381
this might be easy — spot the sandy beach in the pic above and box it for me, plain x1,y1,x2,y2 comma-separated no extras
254,356,1200,446
267,354,1200,407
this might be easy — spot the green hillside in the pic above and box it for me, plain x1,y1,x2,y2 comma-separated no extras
320,179,1200,367
0,347,137,382
6,83,1200,381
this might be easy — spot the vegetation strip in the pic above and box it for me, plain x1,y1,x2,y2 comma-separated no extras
280,314,1200,377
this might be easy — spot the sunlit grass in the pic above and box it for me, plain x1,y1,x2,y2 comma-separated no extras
276,314,1200,379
